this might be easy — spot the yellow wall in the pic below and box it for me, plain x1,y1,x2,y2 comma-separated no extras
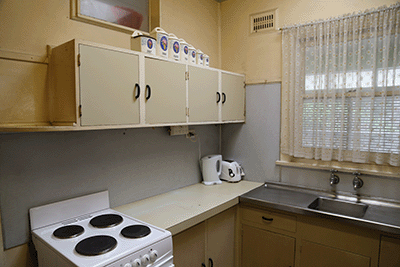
220,0,398,83
160,0,221,68
1,0,398,265
0,0,220,68
0,0,220,265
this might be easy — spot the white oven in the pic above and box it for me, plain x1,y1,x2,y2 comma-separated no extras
29,191,174,267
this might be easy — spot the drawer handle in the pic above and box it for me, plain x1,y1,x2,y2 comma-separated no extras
262,216,274,222
209,258,214,267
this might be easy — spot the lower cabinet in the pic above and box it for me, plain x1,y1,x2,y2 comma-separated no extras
242,225,295,267
173,207,236,267
379,235,400,267
300,240,370,267
173,221,206,266
240,205,381,267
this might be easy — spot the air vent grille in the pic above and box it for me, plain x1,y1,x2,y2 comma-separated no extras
250,9,277,33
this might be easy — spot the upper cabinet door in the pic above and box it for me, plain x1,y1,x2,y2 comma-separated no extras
221,72,245,122
144,57,187,124
79,45,140,126
188,66,219,123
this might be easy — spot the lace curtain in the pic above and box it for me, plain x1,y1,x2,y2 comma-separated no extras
281,3,400,166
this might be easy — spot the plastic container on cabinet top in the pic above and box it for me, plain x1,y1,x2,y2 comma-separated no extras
150,27,169,58
131,31,156,55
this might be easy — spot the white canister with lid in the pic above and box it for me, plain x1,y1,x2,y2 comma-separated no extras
179,38,189,63
150,27,169,58
196,49,204,65
130,31,156,55
188,45,196,64
168,33,180,61
203,54,209,67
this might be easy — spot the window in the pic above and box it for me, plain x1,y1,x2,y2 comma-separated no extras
281,4,400,168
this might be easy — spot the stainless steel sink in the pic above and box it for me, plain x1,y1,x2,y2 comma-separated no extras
308,197,368,218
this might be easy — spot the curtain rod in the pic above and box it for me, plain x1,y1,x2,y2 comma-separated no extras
278,2,400,31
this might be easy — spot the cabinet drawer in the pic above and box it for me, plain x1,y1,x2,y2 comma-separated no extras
242,207,297,233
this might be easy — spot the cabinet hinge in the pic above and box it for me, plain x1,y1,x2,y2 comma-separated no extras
186,107,189,117
77,54,81,67
79,105,82,117
185,71,189,80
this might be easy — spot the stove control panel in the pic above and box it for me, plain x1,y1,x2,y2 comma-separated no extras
107,237,173,267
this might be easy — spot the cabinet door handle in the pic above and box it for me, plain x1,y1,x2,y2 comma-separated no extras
222,92,226,104
146,85,151,100
209,258,213,267
135,83,140,99
202,264,206,267
216,92,221,103
262,216,274,222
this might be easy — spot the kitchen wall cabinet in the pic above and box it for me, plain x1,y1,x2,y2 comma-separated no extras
173,207,236,267
187,66,219,123
0,39,245,132
79,44,140,126
221,72,245,122
240,204,381,267
144,57,187,124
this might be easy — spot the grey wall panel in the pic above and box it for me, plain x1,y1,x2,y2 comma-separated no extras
221,83,281,183
0,125,219,249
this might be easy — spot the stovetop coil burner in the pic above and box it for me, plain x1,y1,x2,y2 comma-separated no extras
53,225,84,239
90,214,123,228
75,235,117,256
121,225,151,238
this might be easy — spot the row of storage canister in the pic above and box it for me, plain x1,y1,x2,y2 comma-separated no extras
131,27,210,67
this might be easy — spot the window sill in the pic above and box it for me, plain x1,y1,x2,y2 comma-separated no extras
276,158,400,179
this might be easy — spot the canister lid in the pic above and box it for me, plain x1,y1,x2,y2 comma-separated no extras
131,30,155,39
168,33,179,40
150,27,168,35
179,38,188,45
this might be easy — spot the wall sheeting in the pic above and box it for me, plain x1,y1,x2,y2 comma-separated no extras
222,83,281,182
0,126,219,249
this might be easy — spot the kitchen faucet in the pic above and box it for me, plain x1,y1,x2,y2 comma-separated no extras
329,169,340,185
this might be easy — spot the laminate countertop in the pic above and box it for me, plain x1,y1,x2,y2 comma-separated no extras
114,181,263,235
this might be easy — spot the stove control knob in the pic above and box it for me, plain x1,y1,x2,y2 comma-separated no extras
124,264,132,267
141,254,150,265
150,250,158,262
132,259,141,267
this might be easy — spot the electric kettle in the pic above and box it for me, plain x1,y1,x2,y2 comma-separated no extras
221,160,245,182
200,155,222,185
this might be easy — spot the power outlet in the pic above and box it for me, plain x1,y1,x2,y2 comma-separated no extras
169,126,189,136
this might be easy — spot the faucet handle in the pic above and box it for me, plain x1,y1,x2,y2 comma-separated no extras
352,172,363,190
329,169,340,185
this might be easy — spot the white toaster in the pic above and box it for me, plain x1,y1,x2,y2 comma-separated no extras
221,160,245,182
